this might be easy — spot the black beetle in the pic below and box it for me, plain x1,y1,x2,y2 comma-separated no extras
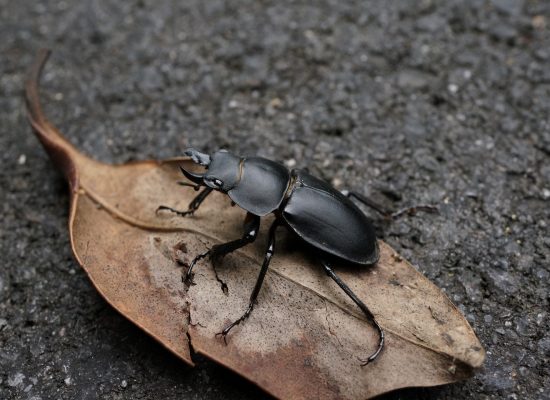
158,148,436,365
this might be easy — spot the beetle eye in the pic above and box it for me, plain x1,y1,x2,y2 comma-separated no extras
205,176,224,189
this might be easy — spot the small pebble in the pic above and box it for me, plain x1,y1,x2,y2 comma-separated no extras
8,372,25,387
448,83,458,93
285,158,296,168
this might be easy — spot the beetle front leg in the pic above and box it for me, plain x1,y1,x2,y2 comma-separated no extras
157,187,213,217
216,220,278,343
208,213,261,265
342,190,438,219
184,213,260,286
320,258,384,365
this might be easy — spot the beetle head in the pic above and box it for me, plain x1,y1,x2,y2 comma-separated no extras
181,148,241,192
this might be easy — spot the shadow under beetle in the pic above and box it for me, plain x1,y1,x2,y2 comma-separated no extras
158,148,437,365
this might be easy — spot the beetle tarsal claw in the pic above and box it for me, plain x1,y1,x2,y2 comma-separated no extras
215,331,229,345
359,358,370,367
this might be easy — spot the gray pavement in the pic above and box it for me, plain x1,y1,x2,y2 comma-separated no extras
1,1,549,399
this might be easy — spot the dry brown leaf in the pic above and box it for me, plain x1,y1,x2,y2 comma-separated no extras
26,50,485,399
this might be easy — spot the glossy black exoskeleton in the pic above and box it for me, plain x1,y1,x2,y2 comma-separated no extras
158,148,436,365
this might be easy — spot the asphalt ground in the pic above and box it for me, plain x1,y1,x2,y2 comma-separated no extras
1,1,549,399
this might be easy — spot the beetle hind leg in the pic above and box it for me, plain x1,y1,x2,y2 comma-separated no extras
216,220,278,343
320,259,384,365
342,190,438,219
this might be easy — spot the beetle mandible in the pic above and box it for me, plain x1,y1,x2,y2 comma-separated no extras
158,148,436,365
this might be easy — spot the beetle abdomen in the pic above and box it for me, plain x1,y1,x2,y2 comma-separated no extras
282,170,379,265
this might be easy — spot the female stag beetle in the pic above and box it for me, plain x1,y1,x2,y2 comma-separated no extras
158,148,436,365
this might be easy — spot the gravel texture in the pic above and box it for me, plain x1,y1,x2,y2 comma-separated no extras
1,0,549,399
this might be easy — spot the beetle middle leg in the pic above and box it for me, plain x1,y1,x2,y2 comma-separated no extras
216,220,278,344
184,213,260,287
157,187,213,217
320,258,384,366
342,190,438,219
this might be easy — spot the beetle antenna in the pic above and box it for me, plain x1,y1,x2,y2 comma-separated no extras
183,148,211,166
